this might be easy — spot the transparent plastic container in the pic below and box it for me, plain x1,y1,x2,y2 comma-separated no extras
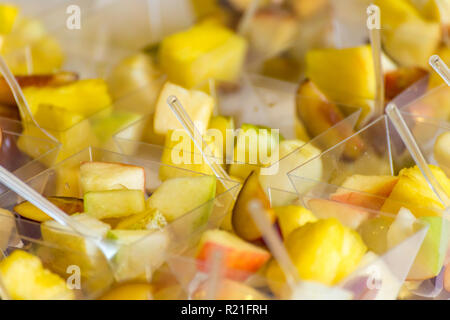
0,145,241,299
288,115,450,299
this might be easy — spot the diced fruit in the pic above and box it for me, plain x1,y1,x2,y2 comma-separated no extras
208,115,235,161
274,205,317,239
219,175,243,232
305,45,376,123
32,104,84,131
357,215,394,255
0,250,75,300
386,208,449,280
0,4,18,34
192,279,268,300
196,229,270,280
84,190,146,220
159,129,222,181
41,213,111,256
308,199,370,230
147,176,216,223
259,139,322,198
107,229,169,282
266,219,367,295
159,23,247,89
80,161,145,193
14,197,83,222
384,67,428,102
375,0,441,68
153,82,214,135
232,171,276,241
0,72,78,106
330,175,399,211
91,110,142,145
434,131,450,177
229,123,280,179
381,165,450,218
115,207,167,231
296,80,363,160
247,7,299,59
23,79,111,117
99,283,153,300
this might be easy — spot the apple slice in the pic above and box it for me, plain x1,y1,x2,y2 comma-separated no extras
274,205,317,239
384,67,428,102
296,80,364,160
0,250,75,300
107,229,169,282
147,176,216,223
232,171,276,241
80,161,145,193
153,81,214,136
308,199,370,230
14,197,83,222
84,190,146,220
330,175,399,211
115,207,167,231
208,115,235,161
196,229,270,280
434,131,450,178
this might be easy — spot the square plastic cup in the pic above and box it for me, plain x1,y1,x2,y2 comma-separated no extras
288,115,450,299
163,187,429,300
0,145,241,299
0,116,60,193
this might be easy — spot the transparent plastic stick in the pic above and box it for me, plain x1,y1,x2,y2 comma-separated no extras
0,165,119,259
370,26,385,118
147,0,162,43
205,250,224,300
167,96,235,191
0,55,58,144
248,200,300,290
429,55,450,86
386,103,450,207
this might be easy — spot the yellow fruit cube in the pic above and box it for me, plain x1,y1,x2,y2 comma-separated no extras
159,23,247,88
274,205,317,239
23,79,112,117
306,45,376,122
0,250,75,300
381,165,450,218
0,4,18,34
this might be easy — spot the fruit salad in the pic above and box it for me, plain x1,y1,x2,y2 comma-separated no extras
0,0,448,300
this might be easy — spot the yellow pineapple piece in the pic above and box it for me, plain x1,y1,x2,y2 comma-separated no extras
0,4,18,34
0,250,75,300
381,165,450,218
274,205,317,239
306,45,376,123
266,218,367,295
159,23,247,88
23,79,112,117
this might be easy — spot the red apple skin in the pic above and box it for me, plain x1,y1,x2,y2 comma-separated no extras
196,242,270,281
330,177,399,211
384,67,428,103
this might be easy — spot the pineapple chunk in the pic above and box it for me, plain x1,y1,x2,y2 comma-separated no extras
115,207,167,231
153,81,214,136
159,23,247,88
23,79,112,117
381,166,450,217
0,4,18,34
0,250,75,300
